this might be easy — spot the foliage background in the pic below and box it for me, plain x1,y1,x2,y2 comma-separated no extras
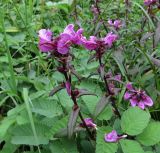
0,0,160,153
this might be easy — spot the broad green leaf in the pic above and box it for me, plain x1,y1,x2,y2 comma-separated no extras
0,116,15,139
47,116,68,138
121,107,150,135
32,98,63,118
96,127,118,153
120,139,144,153
80,140,95,153
136,121,160,146
94,95,111,118
82,95,100,114
79,80,102,114
49,138,78,153
11,123,49,145
97,105,113,121
56,90,73,110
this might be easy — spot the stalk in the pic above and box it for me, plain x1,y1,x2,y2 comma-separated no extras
62,63,94,140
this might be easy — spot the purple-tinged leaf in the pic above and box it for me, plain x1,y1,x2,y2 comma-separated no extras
49,84,65,96
86,72,99,79
98,65,105,80
67,107,80,138
149,56,160,67
54,127,85,138
76,89,97,98
94,95,111,118
154,22,160,47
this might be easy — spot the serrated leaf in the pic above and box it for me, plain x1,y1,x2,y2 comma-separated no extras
121,107,150,136
96,127,118,153
136,121,160,146
120,140,144,153
32,98,63,118
47,116,68,138
11,123,49,145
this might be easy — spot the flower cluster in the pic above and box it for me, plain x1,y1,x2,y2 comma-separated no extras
144,0,157,6
104,130,127,142
38,24,118,55
124,83,153,109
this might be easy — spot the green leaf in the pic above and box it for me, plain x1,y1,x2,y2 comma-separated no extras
0,116,15,139
32,98,63,118
96,127,118,153
136,121,160,146
120,140,144,153
47,116,68,138
82,95,100,114
11,123,49,145
0,136,18,153
49,138,78,153
97,105,113,121
121,107,150,135
94,95,111,118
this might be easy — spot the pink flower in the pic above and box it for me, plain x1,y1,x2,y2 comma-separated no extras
103,33,118,48
108,20,122,29
80,118,97,129
124,83,153,109
81,36,98,50
82,33,118,51
57,24,84,54
144,0,157,6
104,130,127,142
38,29,56,52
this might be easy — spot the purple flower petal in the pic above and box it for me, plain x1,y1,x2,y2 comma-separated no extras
130,98,137,107
114,74,121,81
124,91,132,100
81,36,98,50
38,40,54,52
83,118,97,128
63,24,75,36
38,29,52,41
38,29,55,52
104,32,118,48
114,20,122,29
57,34,71,54
62,24,84,45
144,95,153,106
104,130,118,142
144,0,157,6
138,101,145,109
126,83,133,90
108,20,114,26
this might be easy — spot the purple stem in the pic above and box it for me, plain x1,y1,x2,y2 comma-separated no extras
62,63,94,139
98,53,121,118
